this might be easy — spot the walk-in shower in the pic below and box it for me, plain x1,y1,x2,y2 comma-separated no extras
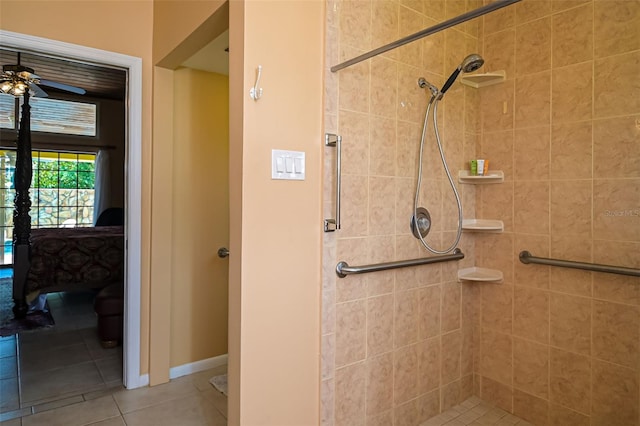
411,54,484,254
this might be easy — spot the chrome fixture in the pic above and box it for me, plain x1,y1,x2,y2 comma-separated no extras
410,207,431,239
217,247,229,258
324,133,342,232
520,251,640,277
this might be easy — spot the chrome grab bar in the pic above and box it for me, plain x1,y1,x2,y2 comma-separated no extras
331,0,521,72
324,133,342,232
336,249,464,278
519,251,640,278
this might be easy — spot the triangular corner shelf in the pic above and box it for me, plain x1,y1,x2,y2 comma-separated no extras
460,70,506,88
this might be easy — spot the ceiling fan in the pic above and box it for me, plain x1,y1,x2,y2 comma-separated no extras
1,52,86,98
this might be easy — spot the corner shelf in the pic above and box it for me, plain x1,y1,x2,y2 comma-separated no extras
458,170,504,184
460,70,506,88
462,219,504,233
457,267,503,283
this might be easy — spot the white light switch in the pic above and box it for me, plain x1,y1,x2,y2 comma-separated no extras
272,149,305,180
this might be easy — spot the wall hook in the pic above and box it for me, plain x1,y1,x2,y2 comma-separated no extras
249,65,263,100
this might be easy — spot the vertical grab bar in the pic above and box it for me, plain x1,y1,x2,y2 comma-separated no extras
324,133,342,232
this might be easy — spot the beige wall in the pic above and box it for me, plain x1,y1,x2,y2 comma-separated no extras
228,1,323,423
474,1,640,424
170,68,228,367
0,0,154,375
323,0,639,425
322,1,481,423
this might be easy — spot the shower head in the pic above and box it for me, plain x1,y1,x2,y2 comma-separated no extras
418,77,439,97
439,54,485,97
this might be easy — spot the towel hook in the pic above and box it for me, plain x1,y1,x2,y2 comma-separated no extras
249,65,263,100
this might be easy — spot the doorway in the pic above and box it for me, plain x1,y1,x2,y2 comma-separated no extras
0,30,144,389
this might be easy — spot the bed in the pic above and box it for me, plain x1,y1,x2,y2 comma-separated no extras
11,92,124,318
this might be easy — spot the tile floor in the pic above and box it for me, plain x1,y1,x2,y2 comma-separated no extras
420,397,532,426
0,289,228,425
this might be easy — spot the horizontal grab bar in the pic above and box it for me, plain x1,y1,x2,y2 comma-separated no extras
519,251,640,278
336,249,464,278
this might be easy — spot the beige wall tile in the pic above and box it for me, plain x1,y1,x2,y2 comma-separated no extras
550,180,592,236
477,233,515,284
441,379,461,411
550,293,591,355
397,64,428,124
366,410,393,426
549,234,593,297
481,376,513,413
419,284,442,339
424,0,446,20
336,237,368,302
550,121,592,179
339,0,371,52
593,115,640,179
592,360,639,425
513,338,550,399
549,348,591,414
322,334,336,381
551,63,592,124
594,0,640,58
441,281,461,333
592,240,640,306
479,130,514,181
418,337,441,394
516,17,551,75
367,295,394,357
552,4,593,68
369,177,396,235
338,50,370,114
418,390,441,424
549,403,590,426
592,300,640,369
515,72,551,129
513,286,550,344
481,283,513,334
339,110,371,176
514,181,550,235
593,179,640,242
394,344,419,404
394,235,424,291
483,29,516,79
371,1,398,59
398,6,424,68
395,289,420,348
480,329,513,385
335,363,366,426
396,122,420,178
365,353,394,416
370,59,398,121
516,0,551,24
594,51,640,118
480,79,515,132
513,389,549,425
552,0,590,12
367,236,395,296
322,378,335,426
479,182,514,232
335,300,367,367
394,399,420,426
484,4,515,34
422,17,445,77
514,233,550,289
441,330,462,385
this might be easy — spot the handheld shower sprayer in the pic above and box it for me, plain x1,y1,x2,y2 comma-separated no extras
418,77,439,98
438,53,484,98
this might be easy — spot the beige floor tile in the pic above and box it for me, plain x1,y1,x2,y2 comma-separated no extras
0,418,21,426
20,361,105,404
123,392,226,426
88,417,126,426
203,388,228,419
22,395,120,426
112,377,200,414
19,329,84,350
20,343,92,374
32,395,84,414
179,366,228,393
95,357,122,383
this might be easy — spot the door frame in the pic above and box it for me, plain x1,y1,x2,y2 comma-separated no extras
0,30,144,388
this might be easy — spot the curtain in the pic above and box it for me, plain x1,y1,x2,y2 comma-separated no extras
93,149,111,225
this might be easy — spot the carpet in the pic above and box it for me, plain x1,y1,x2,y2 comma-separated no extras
209,374,228,396
0,277,55,337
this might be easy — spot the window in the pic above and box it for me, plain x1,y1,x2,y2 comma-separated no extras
0,150,96,265
0,93,97,136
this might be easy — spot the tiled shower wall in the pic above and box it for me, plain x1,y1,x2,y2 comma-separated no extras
473,1,640,425
322,0,483,424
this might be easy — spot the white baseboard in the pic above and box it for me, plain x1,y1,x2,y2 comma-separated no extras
169,353,228,380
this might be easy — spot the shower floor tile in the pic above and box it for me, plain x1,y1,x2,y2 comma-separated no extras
420,396,534,426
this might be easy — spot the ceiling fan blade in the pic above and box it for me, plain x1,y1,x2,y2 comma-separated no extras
30,83,48,98
38,79,86,95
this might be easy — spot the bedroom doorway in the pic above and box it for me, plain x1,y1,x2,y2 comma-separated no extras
0,30,143,390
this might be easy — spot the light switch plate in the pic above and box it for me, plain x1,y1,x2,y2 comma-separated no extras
272,149,305,180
